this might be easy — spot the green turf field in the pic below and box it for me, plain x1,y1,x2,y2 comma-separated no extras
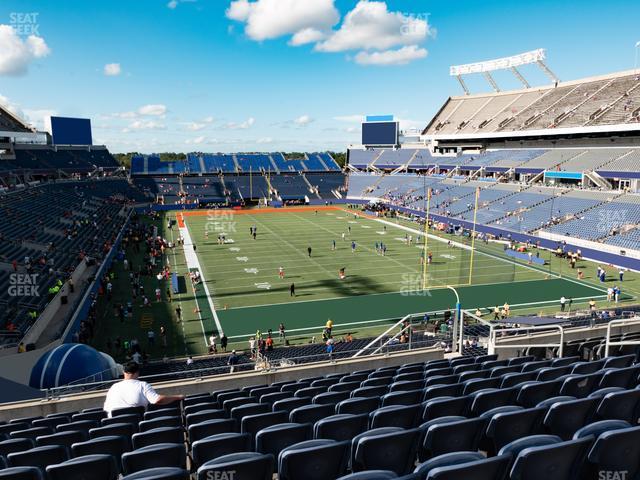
90,206,636,360
182,207,609,339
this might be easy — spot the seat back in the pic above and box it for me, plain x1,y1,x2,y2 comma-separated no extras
510,436,593,480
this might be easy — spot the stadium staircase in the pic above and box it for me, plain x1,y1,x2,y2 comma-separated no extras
584,171,612,190
586,80,640,126
267,155,280,174
552,78,616,127
300,173,321,199
231,154,240,173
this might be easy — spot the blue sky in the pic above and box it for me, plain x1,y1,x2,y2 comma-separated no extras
0,0,639,153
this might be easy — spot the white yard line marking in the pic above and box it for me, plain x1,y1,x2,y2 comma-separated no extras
179,216,224,339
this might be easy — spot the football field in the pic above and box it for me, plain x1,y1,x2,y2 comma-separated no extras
177,206,608,341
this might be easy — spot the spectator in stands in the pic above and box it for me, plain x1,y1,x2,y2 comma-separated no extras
228,350,239,373
17,342,25,353
103,361,184,417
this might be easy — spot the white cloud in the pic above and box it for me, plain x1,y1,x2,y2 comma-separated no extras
355,45,427,66
103,63,121,76
333,114,364,123
293,114,314,126
185,135,206,144
23,108,56,129
203,116,215,123
186,122,206,131
316,1,429,53
111,104,167,119
138,104,167,116
0,25,51,76
289,28,326,46
226,0,339,42
0,94,25,119
257,136,273,144
127,120,166,131
167,0,178,8
224,116,255,129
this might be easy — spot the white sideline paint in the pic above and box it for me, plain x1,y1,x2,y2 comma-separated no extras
179,219,224,337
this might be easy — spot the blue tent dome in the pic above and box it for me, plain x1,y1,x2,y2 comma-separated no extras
29,343,117,389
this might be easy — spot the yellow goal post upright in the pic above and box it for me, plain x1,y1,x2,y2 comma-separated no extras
421,186,431,291
468,186,480,285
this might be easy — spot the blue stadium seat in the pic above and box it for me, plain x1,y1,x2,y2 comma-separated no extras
420,417,486,461
0,467,43,480
70,435,128,472
278,439,349,480
509,436,593,480
588,387,624,398
0,438,35,457
184,409,227,428
46,454,118,480
586,425,640,480
535,395,576,408
6,445,68,472
9,428,52,442
413,452,484,479
289,404,334,424
419,454,510,480
89,423,135,450
421,396,469,421
336,397,380,415
102,415,139,429
196,452,274,480
497,434,562,458
336,471,398,480
57,421,98,436
381,390,423,407
259,392,292,406
255,423,313,469
191,432,251,469
241,411,289,447
314,413,369,441
484,406,546,455
131,427,182,449
572,419,630,439
143,409,180,422
370,405,421,429
121,443,186,474
543,397,599,440
121,467,189,480
351,427,419,475
313,391,351,406
595,389,640,423
138,416,181,432
517,380,562,407
71,411,106,424
30,417,69,431
35,431,86,452
189,419,234,442
272,397,311,414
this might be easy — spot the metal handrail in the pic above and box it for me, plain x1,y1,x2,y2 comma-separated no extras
604,317,640,357
352,314,411,358
42,342,442,399
490,324,565,357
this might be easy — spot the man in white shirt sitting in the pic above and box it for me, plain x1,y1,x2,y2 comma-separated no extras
103,362,185,417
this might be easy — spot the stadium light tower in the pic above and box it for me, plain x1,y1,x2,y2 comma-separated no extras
450,49,560,95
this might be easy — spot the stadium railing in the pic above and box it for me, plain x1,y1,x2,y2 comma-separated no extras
605,317,640,356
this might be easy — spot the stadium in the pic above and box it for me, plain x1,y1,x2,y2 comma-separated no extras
0,2,640,479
